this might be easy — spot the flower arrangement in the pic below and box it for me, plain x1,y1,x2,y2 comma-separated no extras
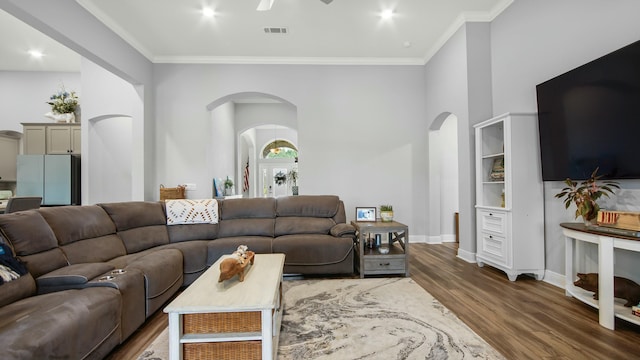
274,171,287,186
46,85,79,114
555,167,619,223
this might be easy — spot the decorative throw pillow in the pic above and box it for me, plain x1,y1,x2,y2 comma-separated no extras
0,242,28,285
166,199,219,225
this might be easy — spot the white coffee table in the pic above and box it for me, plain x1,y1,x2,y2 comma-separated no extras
164,253,285,360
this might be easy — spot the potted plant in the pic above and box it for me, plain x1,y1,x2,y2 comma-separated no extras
45,85,79,123
380,205,394,222
555,167,619,226
224,177,234,196
287,168,299,195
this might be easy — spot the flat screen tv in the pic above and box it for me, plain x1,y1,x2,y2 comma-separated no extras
536,39,640,181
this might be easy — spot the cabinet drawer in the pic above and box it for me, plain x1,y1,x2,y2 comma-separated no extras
364,257,405,271
479,210,506,235
479,232,507,264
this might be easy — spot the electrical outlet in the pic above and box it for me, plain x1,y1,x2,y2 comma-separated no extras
185,183,196,191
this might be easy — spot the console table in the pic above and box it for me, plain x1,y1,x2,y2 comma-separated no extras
561,222,640,330
351,220,409,278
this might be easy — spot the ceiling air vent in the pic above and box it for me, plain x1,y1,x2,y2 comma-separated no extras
264,27,288,34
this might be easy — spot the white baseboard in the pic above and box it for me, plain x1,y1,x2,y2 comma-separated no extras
421,235,457,244
441,234,456,243
456,248,476,263
543,269,565,289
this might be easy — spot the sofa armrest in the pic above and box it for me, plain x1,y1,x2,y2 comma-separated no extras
36,263,115,294
330,223,356,238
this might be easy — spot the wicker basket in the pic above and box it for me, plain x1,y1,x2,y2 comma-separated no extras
160,184,186,201
183,312,261,333
183,341,262,360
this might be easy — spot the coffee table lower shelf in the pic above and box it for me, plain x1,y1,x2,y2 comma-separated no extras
169,308,282,360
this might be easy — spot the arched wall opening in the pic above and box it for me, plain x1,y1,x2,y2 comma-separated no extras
428,112,460,243
86,115,134,204
206,92,298,198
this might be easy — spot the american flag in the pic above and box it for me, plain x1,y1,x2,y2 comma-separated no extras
242,159,249,192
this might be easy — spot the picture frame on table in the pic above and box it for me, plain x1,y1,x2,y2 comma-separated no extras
356,207,377,222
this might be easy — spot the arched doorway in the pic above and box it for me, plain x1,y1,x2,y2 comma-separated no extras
428,113,459,243
206,93,298,198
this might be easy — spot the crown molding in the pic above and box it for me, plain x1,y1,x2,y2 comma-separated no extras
421,0,514,64
152,56,425,66
76,0,154,61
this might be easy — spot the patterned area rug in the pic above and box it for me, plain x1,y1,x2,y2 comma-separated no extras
138,278,504,360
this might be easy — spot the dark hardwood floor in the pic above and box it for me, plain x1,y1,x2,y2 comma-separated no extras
106,243,640,360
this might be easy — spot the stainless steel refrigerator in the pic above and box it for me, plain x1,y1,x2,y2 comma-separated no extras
16,155,81,205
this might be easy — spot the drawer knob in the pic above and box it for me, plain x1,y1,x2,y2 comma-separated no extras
489,213,493,216
380,262,390,266
489,235,493,239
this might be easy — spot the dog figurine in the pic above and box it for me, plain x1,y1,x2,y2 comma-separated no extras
574,273,640,307
218,245,255,282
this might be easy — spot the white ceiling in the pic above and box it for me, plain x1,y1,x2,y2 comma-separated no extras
0,0,512,71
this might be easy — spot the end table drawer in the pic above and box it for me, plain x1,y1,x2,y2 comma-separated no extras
364,257,405,271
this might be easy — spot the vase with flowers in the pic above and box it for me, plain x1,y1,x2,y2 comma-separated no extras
555,167,619,226
45,85,79,123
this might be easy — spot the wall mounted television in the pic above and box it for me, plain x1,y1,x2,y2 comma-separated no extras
536,39,640,181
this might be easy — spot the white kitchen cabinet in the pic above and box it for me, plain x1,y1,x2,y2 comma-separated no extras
0,135,19,181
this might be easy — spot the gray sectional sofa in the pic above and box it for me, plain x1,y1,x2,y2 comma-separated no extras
0,195,355,360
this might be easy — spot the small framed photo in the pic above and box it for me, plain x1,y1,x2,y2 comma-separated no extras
356,207,377,222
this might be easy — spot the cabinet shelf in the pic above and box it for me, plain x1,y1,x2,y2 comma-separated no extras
566,284,640,327
482,152,504,159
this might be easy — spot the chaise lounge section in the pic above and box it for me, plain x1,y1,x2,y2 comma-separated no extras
0,195,355,360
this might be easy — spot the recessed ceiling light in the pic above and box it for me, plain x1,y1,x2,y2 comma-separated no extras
28,50,44,59
202,7,215,17
380,9,394,20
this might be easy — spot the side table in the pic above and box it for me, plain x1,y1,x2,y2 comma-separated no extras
351,220,409,278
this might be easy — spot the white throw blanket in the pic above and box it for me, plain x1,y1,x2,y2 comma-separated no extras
165,199,219,225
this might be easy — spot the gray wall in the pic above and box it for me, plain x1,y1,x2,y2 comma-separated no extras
490,0,640,278
423,22,492,261
0,71,80,133
153,64,428,236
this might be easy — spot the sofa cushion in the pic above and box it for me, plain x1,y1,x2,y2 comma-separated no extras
62,234,127,264
0,272,36,308
38,205,116,246
159,241,209,286
100,201,171,254
114,248,183,317
0,287,121,360
220,198,275,219
0,211,58,256
38,206,127,264
167,223,218,243
99,201,167,231
275,216,336,236
276,195,340,218
218,218,275,238
18,248,69,279
272,234,353,266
